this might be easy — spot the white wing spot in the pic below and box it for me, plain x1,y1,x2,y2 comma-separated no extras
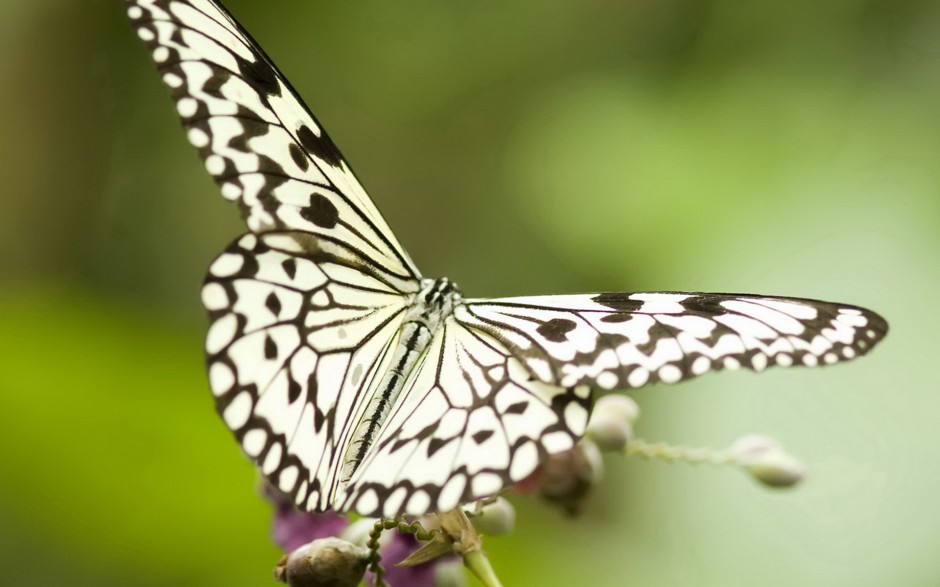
188,128,210,148
242,428,267,457
162,72,183,88
527,357,552,382
238,234,258,249
823,352,838,364
262,443,283,475
751,353,768,371
438,475,466,512
220,182,242,200
209,253,244,277
153,46,170,63
802,354,819,367
176,97,198,118
564,401,588,433
542,431,573,453
127,6,143,19
658,364,682,384
311,290,329,307
627,367,649,388
137,27,155,42
206,313,238,354
471,472,504,498
201,282,229,311
406,490,431,515
842,347,856,359
223,392,253,429
691,356,711,375
383,487,408,516
559,373,578,388
596,371,618,390
205,155,226,175
837,311,868,327
208,362,235,395
278,466,299,492
305,492,319,512
510,442,539,481
723,357,741,370
776,353,793,367
356,488,380,516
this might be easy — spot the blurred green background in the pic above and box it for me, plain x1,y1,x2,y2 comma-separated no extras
1,0,937,585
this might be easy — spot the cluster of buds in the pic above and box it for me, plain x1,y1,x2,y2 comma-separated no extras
268,487,510,587
513,394,638,514
268,393,807,586
514,394,806,515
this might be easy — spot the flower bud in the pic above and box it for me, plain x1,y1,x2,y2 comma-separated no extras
586,395,639,452
580,439,604,484
337,518,376,547
276,537,369,587
534,445,599,515
469,497,516,536
432,559,468,587
730,434,806,488
595,395,640,424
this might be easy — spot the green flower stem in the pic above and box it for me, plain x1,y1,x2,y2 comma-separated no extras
464,549,504,587
625,438,733,466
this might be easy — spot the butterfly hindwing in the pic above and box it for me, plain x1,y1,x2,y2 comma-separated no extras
125,0,419,287
203,231,415,511
458,292,888,390
339,320,591,517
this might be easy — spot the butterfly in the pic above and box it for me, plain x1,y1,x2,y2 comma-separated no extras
125,0,888,518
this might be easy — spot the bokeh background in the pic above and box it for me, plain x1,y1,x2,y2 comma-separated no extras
2,0,938,585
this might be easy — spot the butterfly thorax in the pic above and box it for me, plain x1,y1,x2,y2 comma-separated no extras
339,277,462,483
408,277,462,323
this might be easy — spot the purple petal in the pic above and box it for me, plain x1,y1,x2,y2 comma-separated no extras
367,532,440,587
272,503,349,552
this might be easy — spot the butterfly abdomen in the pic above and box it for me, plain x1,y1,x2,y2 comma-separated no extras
340,278,462,482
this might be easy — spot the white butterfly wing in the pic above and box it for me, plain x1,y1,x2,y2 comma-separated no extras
458,292,888,390
203,232,415,512
126,0,419,288
127,0,430,513
339,320,591,517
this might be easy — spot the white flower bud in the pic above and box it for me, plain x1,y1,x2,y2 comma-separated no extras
469,497,516,536
586,395,638,452
532,444,601,515
337,518,377,547
433,559,469,587
586,418,632,452
278,537,369,587
595,395,640,424
580,439,604,484
730,434,806,488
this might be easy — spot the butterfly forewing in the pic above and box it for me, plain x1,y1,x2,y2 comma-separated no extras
458,293,888,390
126,0,419,288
